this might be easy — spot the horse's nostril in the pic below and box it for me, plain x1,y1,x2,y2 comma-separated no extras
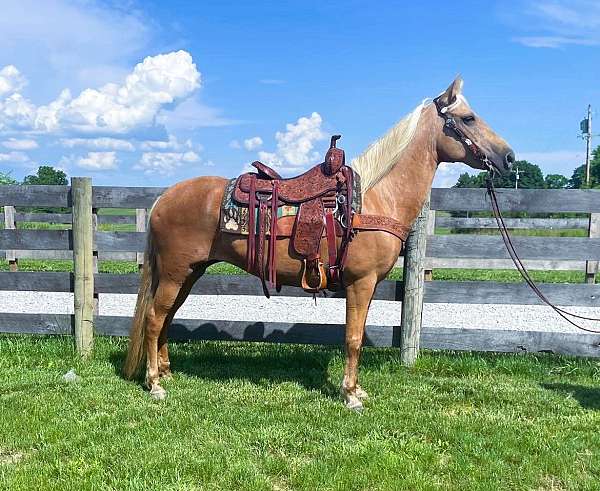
504,152,515,170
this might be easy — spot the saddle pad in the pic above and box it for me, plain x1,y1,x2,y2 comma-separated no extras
220,178,298,235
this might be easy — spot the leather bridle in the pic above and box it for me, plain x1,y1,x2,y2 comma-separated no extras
434,95,600,332
433,96,497,174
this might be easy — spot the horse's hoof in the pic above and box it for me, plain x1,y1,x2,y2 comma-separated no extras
149,385,167,401
344,395,364,412
355,385,369,400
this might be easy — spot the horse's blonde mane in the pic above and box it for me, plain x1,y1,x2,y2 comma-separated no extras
352,100,430,191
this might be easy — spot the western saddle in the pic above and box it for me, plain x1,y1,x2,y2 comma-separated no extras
231,135,411,296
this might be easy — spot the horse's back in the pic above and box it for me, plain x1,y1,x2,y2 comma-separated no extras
149,176,228,263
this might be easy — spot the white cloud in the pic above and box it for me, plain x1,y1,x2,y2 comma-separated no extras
0,93,36,130
135,151,201,175
159,97,240,131
510,0,600,48
257,112,326,175
2,138,38,150
514,36,596,48
60,137,135,152
0,0,150,89
229,139,241,149
517,150,584,174
0,50,201,135
243,136,263,151
77,151,118,170
139,134,193,152
433,162,472,188
0,151,31,163
0,65,26,97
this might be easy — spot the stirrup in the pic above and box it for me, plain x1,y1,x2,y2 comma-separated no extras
301,258,327,293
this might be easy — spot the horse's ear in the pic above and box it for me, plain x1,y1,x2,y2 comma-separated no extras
437,76,464,107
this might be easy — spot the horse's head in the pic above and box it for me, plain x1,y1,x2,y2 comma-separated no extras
434,76,515,175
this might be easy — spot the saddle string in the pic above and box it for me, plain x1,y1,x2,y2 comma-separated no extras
486,176,600,333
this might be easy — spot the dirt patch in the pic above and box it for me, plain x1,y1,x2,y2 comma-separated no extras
0,448,24,465
536,475,566,491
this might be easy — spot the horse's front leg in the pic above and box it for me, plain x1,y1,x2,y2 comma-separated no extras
341,274,377,411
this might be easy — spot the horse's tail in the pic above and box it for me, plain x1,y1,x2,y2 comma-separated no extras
123,228,157,380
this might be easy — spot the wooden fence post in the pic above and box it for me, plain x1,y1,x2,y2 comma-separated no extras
424,209,436,281
92,208,99,315
3,205,18,271
586,213,599,284
72,177,94,357
136,208,147,271
400,195,430,366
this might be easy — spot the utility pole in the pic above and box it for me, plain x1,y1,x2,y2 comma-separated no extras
512,165,520,189
582,104,592,186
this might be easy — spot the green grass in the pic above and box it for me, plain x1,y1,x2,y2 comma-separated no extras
1,259,595,283
438,227,588,237
97,208,136,216
1,336,599,490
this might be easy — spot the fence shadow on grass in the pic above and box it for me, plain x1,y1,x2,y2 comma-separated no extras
542,383,600,410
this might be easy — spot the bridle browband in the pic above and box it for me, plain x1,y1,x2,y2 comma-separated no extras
434,95,600,333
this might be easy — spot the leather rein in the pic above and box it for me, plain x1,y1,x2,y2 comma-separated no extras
435,97,600,333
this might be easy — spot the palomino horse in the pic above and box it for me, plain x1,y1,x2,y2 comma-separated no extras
124,77,514,410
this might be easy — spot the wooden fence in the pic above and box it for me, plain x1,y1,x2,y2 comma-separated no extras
2,180,600,360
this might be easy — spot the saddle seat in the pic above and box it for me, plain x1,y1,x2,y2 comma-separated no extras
234,160,344,204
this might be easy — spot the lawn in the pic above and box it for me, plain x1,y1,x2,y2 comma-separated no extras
0,259,595,284
1,336,599,490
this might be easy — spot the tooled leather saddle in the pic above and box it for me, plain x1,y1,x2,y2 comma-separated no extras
228,135,411,297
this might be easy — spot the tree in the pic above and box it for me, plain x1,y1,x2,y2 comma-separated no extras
22,166,68,213
453,172,485,188
495,160,544,189
453,160,545,189
0,171,17,185
23,165,67,185
0,172,17,214
544,174,568,189
568,146,600,188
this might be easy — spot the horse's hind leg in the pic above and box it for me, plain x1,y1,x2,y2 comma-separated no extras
157,264,210,379
145,279,187,399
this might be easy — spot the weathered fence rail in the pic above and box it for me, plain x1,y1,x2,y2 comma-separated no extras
1,182,600,359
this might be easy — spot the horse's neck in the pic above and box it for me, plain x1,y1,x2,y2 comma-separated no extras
361,105,438,227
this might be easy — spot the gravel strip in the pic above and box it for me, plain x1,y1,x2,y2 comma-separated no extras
2,291,599,334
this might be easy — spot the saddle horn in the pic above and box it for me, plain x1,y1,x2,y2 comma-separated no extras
324,135,344,176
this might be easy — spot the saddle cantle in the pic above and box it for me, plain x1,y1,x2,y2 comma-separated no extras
222,134,411,297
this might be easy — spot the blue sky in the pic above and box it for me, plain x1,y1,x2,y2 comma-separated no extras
0,0,598,187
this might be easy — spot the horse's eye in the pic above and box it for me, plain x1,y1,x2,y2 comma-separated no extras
462,115,476,125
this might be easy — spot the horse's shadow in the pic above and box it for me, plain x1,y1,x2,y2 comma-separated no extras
542,383,600,410
109,322,343,399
